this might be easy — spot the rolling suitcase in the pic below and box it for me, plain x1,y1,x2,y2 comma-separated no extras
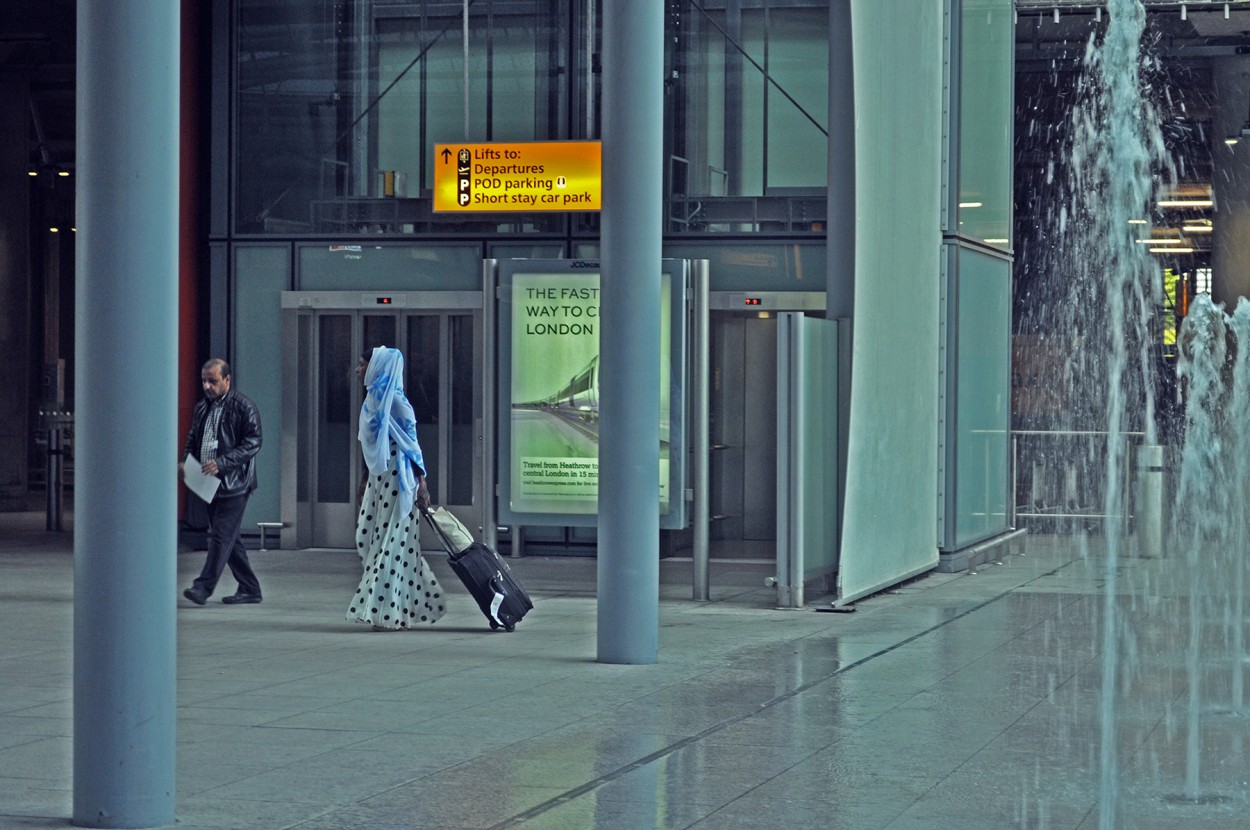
424,506,533,632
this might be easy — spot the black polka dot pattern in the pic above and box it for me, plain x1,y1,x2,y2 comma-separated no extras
346,437,446,630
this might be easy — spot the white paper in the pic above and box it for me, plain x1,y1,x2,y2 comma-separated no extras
183,454,221,503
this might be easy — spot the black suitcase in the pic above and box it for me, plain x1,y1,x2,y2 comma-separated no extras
424,507,533,632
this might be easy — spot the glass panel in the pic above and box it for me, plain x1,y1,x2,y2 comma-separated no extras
363,315,397,354
297,314,311,503
236,0,564,235
298,243,481,290
406,315,441,501
663,241,827,292
954,247,1010,543
957,0,1013,246
675,7,827,197
233,245,289,524
318,315,353,503
746,8,829,192
448,314,476,505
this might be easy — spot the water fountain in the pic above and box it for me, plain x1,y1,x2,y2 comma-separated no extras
1019,0,1248,824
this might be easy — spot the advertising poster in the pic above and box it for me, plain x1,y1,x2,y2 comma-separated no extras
509,270,672,515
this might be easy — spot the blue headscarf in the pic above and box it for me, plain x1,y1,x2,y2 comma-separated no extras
358,347,426,517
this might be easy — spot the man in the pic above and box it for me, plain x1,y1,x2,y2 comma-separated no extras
180,358,265,605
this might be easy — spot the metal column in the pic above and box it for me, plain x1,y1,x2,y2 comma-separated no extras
482,260,499,552
691,261,711,601
74,3,179,825
598,0,663,664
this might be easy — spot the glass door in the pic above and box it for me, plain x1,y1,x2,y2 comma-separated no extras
306,308,481,548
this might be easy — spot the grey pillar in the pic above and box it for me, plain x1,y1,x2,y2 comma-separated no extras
598,0,663,664
827,0,855,319
0,73,31,508
1213,57,1250,305
828,0,854,550
74,3,179,827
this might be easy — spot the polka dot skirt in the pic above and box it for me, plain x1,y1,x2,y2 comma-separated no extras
347,444,445,630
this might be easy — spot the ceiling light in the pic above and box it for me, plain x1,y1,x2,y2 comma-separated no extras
1128,219,1147,224
1150,247,1194,254
984,238,1009,244
958,201,983,208
49,227,59,233
1227,136,1240,146
1157,199,1213,208
1182,224,1213,233
27,170,38,177
1137,238,1182,245
1181,4,1187,21
57,170,69,177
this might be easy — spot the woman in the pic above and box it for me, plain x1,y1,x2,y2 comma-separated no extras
347,346,446,630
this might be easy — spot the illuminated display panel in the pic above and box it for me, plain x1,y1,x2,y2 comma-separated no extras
496,260,687,529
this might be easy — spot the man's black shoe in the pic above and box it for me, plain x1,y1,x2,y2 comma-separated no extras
182,588,207,606
221,593,262,605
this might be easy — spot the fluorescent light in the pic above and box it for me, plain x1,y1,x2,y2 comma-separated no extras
984,238,1009,244
1182,225,1213,233
959,201,983,208
1128,219,1147,224
1158,199,1213,208
27,170,37,177
1227,137,1241,146
1150,247,1194,254
57,170,69,177
49,227,59,233
1137,238,1181,245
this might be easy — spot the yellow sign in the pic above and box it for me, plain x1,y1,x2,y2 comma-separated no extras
433,141,601,212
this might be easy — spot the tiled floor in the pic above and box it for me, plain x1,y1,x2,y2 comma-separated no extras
2,512,1249,829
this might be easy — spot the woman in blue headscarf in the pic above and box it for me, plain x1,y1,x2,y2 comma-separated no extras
347,347,446,630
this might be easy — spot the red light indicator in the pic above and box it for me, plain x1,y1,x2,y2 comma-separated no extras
744,297,762,306
376,297,392,305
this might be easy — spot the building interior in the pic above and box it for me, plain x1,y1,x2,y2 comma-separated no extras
4,2,1250,828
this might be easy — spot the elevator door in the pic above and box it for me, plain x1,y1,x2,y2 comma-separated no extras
307,309,481,548
709,313,778,554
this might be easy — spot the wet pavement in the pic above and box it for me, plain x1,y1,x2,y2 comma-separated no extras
2,513,1248,829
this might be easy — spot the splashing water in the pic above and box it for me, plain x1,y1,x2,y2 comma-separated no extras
1025,0,1171,825
1064,4,1167,823
1024,0,1250,821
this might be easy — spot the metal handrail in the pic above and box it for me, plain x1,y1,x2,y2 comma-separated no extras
1010,429,1149,527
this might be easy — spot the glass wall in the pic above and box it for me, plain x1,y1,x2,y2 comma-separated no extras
942,0,1014,549
234,0,828,237
948,247,1011,544
955,0,1013,246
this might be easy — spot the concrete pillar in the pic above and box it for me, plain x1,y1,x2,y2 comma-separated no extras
0,73,31,509
597,0,663,664
827,0,855,320
828,0,854,553
1212,56,1250,306
74,3,179,826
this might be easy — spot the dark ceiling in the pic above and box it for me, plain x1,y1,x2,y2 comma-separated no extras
2,1,75,173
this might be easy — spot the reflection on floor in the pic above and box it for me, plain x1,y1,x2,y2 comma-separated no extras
2,516,1248,829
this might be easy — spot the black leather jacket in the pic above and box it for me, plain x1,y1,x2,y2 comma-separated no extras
182,389,263,499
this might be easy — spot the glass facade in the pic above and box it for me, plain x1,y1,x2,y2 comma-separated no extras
955,0,1013,247
233,0,829,238
942,0,1014,549
218,1,1017,559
